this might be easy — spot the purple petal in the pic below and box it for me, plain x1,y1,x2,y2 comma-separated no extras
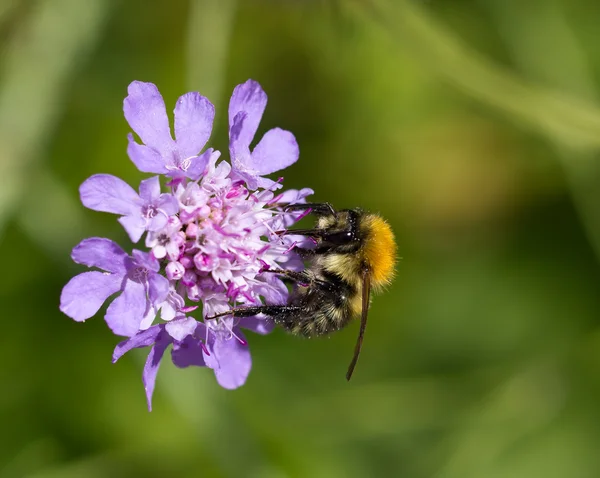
250,128,299,175
123,81,174,153
156,193,179,216
131,249,159,272
239,317,275,335
71,238,128,274
127,135,168,174
210,332,252,389
113,324,164,362
229,111,248,146
172,336,207,368
174,92,215,158
80,174,141,216
276,187,314,204
165,316,198,341
143,334,170,411
229,167,259,191
228,80,267,148
118,215,146,243
138,176,161,202
105,279,147,336
183,148,217,181
147,213,168,232
60,271,122,321
148,273,169,305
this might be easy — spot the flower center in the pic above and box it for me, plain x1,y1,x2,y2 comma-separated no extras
130,266,148,282
143,205,158,219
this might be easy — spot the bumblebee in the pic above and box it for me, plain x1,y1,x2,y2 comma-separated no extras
209,203,397,380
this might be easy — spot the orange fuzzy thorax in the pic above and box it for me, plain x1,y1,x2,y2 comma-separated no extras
362,214,397,290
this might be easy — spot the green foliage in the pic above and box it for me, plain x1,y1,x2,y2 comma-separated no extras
2,0,600,476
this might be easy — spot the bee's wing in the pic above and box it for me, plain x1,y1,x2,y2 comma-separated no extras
346,270,371,381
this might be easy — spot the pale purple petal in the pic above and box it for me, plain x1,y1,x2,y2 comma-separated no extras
60,271,122,321
172,336,207,368
228,80,267,147
165,316,198,341
143,334,171,411
127,135,168,174
250,128,299,175
148,273,169,305
124,81,173,153
131,250,159,272
174,92,215,158
147,213,168,232
118,215,146,243
183,149,217,181
211,332,252,389
276,187,314,204
156,194,179,216
239,317,275,335
105,279,147,336
140,306,157,330
138,176,161,202
71,238,128,274
229,111,248,147
113,324,164,362
230,167,259,191
80,174,141,216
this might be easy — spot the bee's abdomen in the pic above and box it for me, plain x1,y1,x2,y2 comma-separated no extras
278,270,358,337
282,295,355,338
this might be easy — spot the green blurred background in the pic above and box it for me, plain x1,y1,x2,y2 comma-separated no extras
2,0,600,476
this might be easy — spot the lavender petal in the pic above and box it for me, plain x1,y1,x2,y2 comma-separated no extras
147,273,170,306
123,81,174,153
210,332,252,389
171,336,207,368
165,316,198,341
112,324,164,362
156,193,179,216
183,148,217,181
80,174,141,216
118,215,146,243
174,92,215,158
138,176,161,202
250,128,299,175
228,80,267,148
143,333,171,411
131,249,160,272
60,271,122,321
127,135,168,174
239,317,275,335
105,279,147,336
71,238,128,273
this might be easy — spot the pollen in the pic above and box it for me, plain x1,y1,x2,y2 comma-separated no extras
364,215,397,289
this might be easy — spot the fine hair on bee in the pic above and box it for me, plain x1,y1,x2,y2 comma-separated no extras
208,202,397,380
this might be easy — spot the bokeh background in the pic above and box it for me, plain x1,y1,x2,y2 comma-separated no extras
2,0,600,476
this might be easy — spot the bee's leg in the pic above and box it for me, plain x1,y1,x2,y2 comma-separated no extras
284,202,335,216
261,268,312,284
207,305,302,321
262,268,335,291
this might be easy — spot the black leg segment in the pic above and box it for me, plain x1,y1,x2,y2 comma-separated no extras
284,202,336,216
207,305,303,321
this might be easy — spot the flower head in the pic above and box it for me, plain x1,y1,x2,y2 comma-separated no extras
61,79,311,410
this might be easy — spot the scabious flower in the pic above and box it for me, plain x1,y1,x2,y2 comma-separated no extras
60,80,312,410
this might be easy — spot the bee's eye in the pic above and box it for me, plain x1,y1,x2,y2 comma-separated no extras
324,231,353,245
